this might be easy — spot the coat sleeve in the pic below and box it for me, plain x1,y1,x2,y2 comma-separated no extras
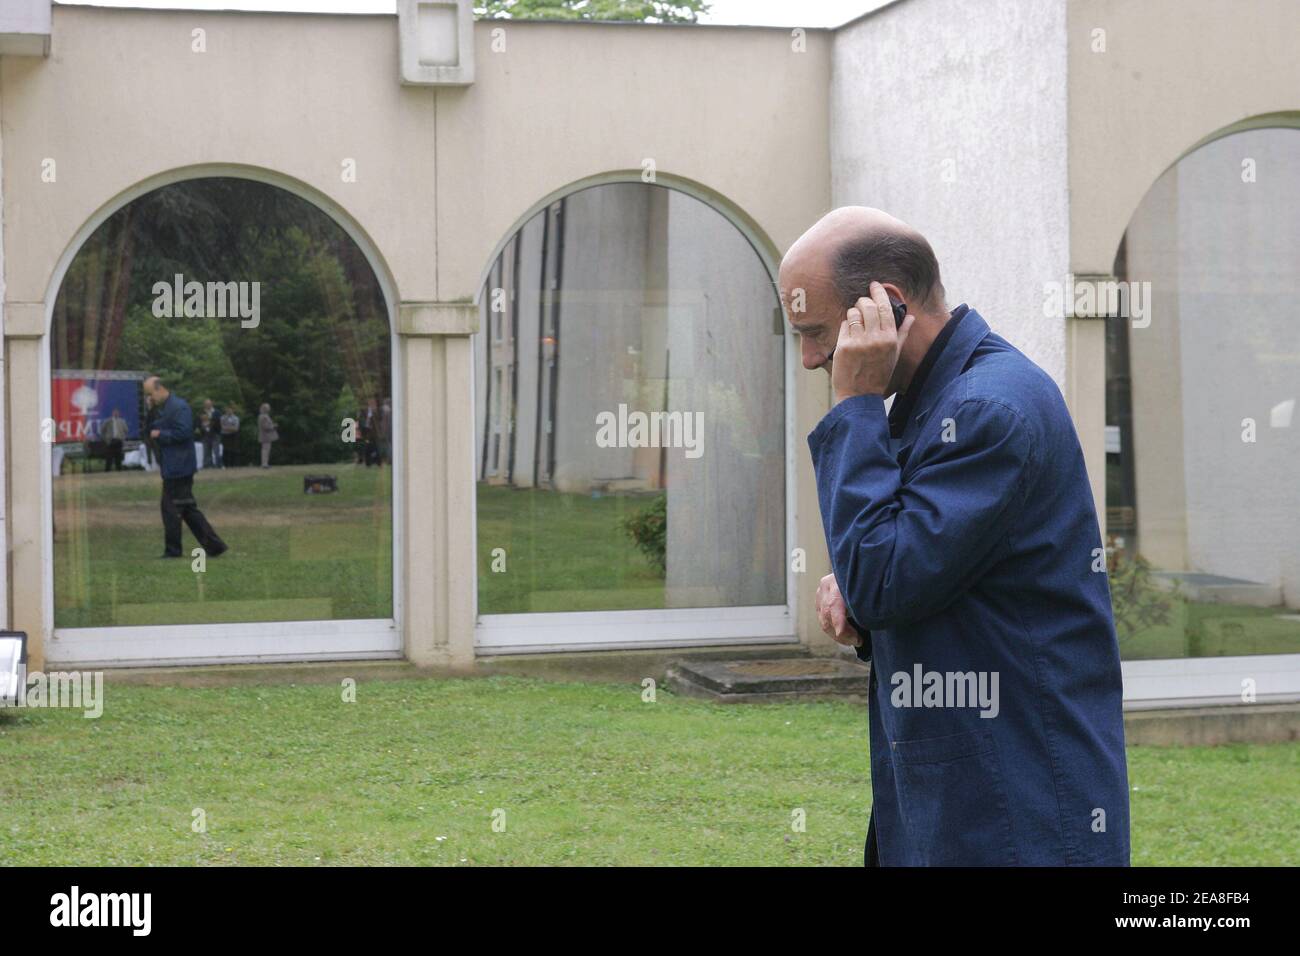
157,402,193,446
808,392,1034,631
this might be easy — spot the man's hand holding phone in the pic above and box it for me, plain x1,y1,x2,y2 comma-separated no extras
830,281,914,404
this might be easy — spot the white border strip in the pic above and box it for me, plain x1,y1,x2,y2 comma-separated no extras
1122,652,1300,705
45,618,400,668
38,163,404,667
477,604,796,655
469,173,798,655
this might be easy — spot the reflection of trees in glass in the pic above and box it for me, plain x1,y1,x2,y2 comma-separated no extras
52,178,390,465
1107,551,1180,650
475,181,785,612
623,494,667,573
475,0,707,22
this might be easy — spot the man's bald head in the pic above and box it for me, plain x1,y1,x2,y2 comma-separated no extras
142,375,168,403
779,207,948,381
782,206,944,314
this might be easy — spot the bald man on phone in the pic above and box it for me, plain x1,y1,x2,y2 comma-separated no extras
780,207,1129,866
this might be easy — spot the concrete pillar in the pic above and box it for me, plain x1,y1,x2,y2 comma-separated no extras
398,301,476,668
1123,168,1189,570
1065,314,1108,539
4,306,49,669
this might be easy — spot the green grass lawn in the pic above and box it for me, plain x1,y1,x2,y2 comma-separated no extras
53,463,392,627
53,470,664,624
1121,600,1300,660
57,466,1299,663
476,485,666,613
1,675,1294,866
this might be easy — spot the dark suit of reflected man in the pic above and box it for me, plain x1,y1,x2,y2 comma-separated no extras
143,376,228,560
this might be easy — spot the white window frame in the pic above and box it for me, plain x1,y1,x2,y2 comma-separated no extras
470,174,799,654
1122,654,1300,709
40,164,403,668
1075,122,1300,703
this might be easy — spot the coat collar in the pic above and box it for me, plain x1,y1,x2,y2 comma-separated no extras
898,305,992,439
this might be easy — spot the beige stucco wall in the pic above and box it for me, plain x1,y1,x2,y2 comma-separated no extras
832,0,1070,385
1,6,832,668
1068,0,1300,275
1122,168,1188,571
1124,128,1300,601
1066,0,1300,534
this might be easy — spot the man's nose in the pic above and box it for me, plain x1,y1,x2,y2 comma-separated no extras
801,336,824,371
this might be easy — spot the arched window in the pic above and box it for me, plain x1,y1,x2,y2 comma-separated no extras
474,182,788,646
50,177,393,632
1107,127,1300,662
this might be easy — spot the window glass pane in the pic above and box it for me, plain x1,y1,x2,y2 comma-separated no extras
1108,127,1300,660
51,177,393,628
475,183,786,614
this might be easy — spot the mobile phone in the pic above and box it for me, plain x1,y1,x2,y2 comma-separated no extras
825,295,908,363
888,296,908,328
850,295,908,328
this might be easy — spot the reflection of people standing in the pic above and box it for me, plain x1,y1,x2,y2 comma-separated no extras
211,400,225,467
352,404,366,465
101,407,129,472
379,397,392,466
201,398,220,468
143,376,227,559
258,403,278,468
220,406,241,468
362,398,379,467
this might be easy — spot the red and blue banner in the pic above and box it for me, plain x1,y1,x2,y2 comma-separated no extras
51,374,143,444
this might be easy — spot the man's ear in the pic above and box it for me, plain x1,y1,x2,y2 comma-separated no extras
880,281,908,307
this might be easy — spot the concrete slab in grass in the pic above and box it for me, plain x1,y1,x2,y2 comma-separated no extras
1123,702,1300,746
1153,571,1281,607
667,657,869,703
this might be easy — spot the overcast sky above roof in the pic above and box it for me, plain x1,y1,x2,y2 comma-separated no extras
67,0,891,29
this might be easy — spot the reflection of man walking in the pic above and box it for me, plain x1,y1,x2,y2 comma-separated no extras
101,408,129,472
143,376,228,559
